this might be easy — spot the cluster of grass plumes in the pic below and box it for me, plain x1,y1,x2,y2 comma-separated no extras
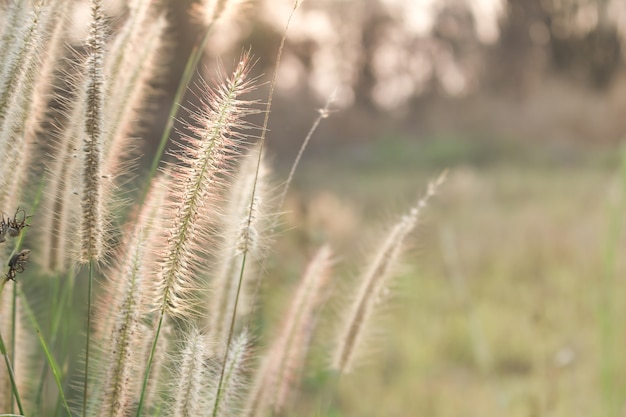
0,1,443,416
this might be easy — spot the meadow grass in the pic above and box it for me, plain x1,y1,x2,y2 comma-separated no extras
283,146,623,417
0,1,444,417
2,1,622,416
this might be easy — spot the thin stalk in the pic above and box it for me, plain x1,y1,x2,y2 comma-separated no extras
213,2,300,415
82,260,94,417
9,280,16,415
211,252,248,417
277,96,333,211
142,24,214,206
3,215,31,416
135,310,164,417
0,328,24,416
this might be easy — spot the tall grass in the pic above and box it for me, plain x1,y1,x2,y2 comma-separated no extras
0,1,441,416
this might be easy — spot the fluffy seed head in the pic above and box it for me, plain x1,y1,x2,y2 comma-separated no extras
331,173,445,374
79,0,107,262
208,331,251,417
168,327,209,416
246,246,333,415
150,53,259,318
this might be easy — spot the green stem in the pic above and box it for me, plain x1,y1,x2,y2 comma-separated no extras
9,280,16,415
213,4,300,413
35,268,74,413
0,233,29,415
0,328,24,416
135,311,164,417
82,260,94,417
133,24,214,417
244,0,299,333
211,252,248,417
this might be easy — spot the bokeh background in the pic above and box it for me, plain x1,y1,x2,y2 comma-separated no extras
96,0,626,415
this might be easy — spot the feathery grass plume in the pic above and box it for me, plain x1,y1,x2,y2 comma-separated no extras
0,1,40,124
167,327,209,416
16,0,72,208
133,174,169,280
0,1,48,211
208,331,250,417
88,176,168,415
102,12,169,184
89,226,149,417
0,0,29,74
79,0,107,263
208,145,270,350
150,53,258,318
331,173,446,374
245,246,333,416
92,174,167,345
38,84,85,273
104,0,154,85
81,2,107,415
196,0,247,26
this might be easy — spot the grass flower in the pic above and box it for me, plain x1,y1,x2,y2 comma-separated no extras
331,173,446,374
208,146,270,350
79,0,107,263
168,327,209,417
246,245,333,416
151,53,258,318
0,2,444,417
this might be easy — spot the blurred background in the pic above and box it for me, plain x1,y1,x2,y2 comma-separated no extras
106,0,626,415
159,0,626,156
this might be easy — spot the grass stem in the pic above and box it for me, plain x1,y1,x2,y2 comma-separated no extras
211,251,248,417
135,310,164,417
214,2,300,415
277,95,333,211
0,320,23,416
9,282,16,415
82,260,94,417
17,286,72,416
35,268,74,414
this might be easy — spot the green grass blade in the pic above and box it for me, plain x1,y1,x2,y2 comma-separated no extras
0,328,24,416
17,287,72,417
135,311,164,417
34,268,74,413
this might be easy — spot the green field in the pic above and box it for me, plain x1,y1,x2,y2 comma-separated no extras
267,138,626,416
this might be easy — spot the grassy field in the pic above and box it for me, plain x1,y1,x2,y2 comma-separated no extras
3,2,625,416
267,138,626,416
